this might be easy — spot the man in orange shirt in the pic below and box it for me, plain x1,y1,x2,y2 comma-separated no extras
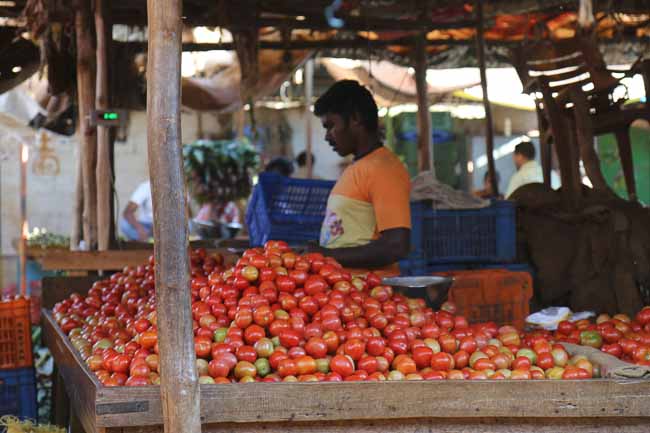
312,80,411,275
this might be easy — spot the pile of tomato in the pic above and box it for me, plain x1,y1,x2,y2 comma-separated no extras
53,241,648,386
553,308,650,366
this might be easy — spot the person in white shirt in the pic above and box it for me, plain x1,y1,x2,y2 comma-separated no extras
505,140,560,198
119,181,153,241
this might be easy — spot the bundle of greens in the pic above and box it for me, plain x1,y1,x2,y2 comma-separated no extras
183,139,259,205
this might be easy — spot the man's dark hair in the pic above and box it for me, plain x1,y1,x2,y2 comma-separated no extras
264,157,294,177
514,140,536,160
314,80,379,132
296,151,315,167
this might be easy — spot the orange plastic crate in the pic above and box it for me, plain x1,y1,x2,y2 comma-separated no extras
0,298,33,369
436,269,533,329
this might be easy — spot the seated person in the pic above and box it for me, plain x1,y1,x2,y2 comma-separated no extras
119,180,153,241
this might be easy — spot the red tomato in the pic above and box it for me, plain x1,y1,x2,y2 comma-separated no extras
236,345,258,363
209,352,237,378
330,355,355,377
453,350,469,369
458,337,477,354
412,346,434,369
357,356,378,374
601,343,623,358
279,329,302,348
244,324,265,345
637,307,650,326
277,358,298,377
295,356,317,375
343,338,366,361
438,334,458,353
557,320,576,335
305,337,328,359
366,336,386,356
536,352,554,370
430,352,454,371
304,275,328,296
323,331,340,353
276,276,296,293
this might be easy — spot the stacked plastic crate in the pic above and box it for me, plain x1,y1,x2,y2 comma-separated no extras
400,200,533,327
0,297,37,420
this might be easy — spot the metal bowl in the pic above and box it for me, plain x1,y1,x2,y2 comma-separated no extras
381,276,454,309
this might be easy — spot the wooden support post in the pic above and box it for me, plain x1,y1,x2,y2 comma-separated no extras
95,0,112,251
475,0,498,196
71,147,83,250
304,58,314,178
19,142,27,296
146,1,201,433
75,0,98,250
414,32,433,174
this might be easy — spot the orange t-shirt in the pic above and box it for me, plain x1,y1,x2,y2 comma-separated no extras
319,147,411,276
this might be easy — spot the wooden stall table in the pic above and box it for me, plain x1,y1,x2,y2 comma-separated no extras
42,311,650,433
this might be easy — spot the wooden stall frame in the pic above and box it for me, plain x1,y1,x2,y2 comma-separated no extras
146,1,201,432
43,311,650,433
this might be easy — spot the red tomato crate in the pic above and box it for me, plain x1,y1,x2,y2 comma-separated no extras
435,269,533,329
0,297,33,370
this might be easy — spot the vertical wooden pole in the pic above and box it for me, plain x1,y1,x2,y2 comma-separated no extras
304,58,314,178
71,148,83,250
414,32,432,174
75,0,98,250
19,143,28,297
95,0,111,251
146,1,201,433
475,0,498,196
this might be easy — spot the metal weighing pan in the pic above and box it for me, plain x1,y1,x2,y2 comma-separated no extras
381,276,454,309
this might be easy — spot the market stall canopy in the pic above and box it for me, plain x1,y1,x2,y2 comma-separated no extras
11,0,650,65
182,49,312,111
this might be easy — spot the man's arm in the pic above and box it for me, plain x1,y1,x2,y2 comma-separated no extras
316,227,410,268
122,202,149,241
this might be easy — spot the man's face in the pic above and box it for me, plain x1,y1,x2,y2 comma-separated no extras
321,112,357,157
513,153,526,170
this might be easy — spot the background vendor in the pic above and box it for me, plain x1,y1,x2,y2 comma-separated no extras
312,80,411,276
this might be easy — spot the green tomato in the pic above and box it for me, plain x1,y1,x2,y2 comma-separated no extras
213,328,228,343
516,348,537,365
579,331,603,349
255,358,271,377
315,358,330,374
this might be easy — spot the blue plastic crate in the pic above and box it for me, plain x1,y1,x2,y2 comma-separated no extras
407,200,517,265
0,367,37,420
246,173,335,247
399,259,469,276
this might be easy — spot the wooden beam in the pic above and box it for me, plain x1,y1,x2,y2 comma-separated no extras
304,58,314,178
475,0,498,196
75,0,98,250
37,248,237,271
38,250,156,271
113,34,650,53
414,32,432,174
95,0,112,251
42,311,99,433
146,1,201,433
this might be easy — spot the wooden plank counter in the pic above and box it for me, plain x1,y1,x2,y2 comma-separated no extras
32,248,238,272
42,311,650,433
